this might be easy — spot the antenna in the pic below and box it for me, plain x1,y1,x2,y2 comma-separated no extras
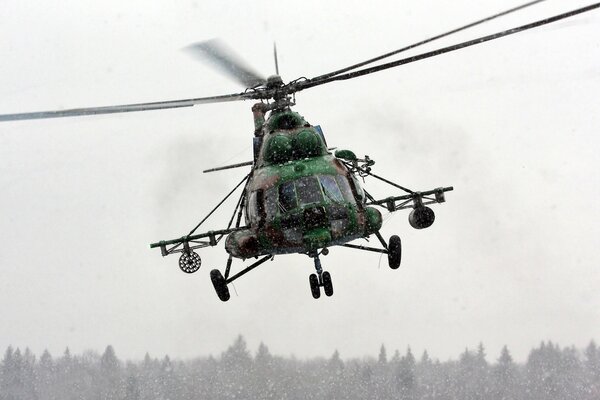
273,42,279,75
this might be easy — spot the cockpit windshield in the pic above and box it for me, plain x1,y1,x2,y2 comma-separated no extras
271,174,355,215
320,175,344,203
278,181,297,212
296,176,323,205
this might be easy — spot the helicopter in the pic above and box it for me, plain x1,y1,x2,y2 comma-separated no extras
0,2,598,302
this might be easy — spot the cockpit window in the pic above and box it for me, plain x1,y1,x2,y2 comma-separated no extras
350,175,365,203
296,176,323,205
335,175,355,203
275,175,355,214
319,175,344,203
265,187,278,219
278,181,297,212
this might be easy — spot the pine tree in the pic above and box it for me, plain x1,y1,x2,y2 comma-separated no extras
390,349,401,364
222,335,252,369
474,342,490,399
420,350,431,366
457,348,477,400
254,342,277,399
139,352,159,400
1,346,16,400
157,355,178,400
328,349,344,371
99,345,122,400
37,349,55,399
378,344,387,364
526,341,564,400
476,343,487,366
396,347,416,400
54,347,77,400
220,336,253,399
6,348,25,400
584,340,600,400
492,345,518,400
374,346,391,400
20,348,37,400
255,342,272,367
325,350,345,400
101,345,119,373
416,350,435,400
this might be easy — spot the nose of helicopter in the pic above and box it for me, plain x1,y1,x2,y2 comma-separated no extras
302,227,332,251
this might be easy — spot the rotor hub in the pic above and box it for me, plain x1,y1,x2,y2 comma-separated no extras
266,75,284,89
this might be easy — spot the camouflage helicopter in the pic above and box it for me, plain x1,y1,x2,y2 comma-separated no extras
1,2,597,301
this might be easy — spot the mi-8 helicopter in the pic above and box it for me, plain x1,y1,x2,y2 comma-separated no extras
1,2,597,301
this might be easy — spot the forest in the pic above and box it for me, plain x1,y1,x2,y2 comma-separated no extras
1,337,598,400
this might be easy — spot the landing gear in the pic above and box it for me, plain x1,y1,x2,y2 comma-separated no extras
309,274,320,299
341,231,401,270
210,269,230,302
387,235,402,269
308,251,334,299
209,255,272,302
322,271,334,296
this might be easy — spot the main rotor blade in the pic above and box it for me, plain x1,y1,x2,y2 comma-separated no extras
203,160,253,173
0,92,252,122
311,0,547,81
298,3,600,92
185,39,267,88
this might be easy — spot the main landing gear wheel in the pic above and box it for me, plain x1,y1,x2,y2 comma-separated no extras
388,235,402,269
210,269,230,302
309,274,320,299
322,271,333,297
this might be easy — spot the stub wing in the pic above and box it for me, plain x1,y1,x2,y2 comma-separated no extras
150,226,248,257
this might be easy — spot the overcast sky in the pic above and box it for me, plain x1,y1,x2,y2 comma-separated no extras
0,0,598,363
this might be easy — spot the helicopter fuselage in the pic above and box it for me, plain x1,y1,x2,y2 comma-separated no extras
225,109,383,259
148,105,452,300
225,155,383,258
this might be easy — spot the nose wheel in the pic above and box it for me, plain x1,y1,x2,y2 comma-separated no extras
309,252,333,299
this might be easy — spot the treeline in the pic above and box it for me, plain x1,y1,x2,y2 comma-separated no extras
1,337,599,400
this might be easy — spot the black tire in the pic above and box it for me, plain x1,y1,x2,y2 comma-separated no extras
309,274,320,299
210,269,230,302
388,235,402,269
322,271,334,297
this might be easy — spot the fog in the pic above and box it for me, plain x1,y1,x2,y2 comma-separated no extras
0,0,598,367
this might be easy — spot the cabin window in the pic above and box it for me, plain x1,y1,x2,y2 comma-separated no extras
319,175,344,203
256,189,266,226
296,176,323,205
247,191,259,224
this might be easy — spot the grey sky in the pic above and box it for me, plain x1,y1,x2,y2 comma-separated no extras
0,0,598,362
